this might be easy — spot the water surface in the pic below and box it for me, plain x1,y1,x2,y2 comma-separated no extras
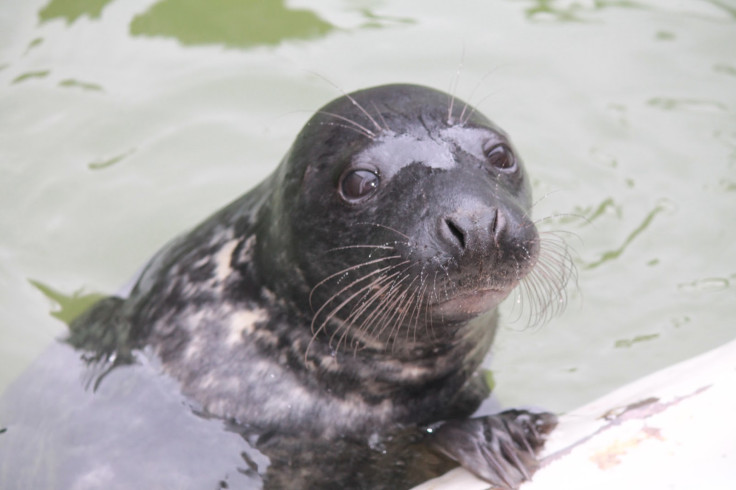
1,0,735,416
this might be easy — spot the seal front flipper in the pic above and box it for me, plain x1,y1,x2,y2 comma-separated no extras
66,296,139,376
429,410,558,489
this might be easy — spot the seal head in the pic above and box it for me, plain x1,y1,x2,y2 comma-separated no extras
256,84,538,353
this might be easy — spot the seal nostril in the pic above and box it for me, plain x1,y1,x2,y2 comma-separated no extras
445,218,466,249
489,209,498,236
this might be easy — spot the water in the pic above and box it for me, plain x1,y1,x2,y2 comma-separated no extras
1,0,734,418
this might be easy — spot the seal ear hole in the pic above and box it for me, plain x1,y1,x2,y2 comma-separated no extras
485,144,517,172
339,169,380,201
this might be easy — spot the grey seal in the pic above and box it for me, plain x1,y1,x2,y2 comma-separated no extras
2,84,571,489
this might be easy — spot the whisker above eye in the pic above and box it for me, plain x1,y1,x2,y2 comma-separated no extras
318,111,377,139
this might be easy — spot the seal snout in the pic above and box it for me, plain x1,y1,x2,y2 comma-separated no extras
440,207,506,255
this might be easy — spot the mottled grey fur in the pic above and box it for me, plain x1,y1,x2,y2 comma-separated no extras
63,84,559,489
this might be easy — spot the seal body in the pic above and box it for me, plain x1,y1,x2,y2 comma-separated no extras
1,84,559,489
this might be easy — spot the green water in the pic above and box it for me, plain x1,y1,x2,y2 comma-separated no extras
1,0,734,413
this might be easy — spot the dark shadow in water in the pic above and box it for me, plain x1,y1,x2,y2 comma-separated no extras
0,338,455,489
39,0,116,24
130,0,334,49
0,342,266,489
0,288,457,489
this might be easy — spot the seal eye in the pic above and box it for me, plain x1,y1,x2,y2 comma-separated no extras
485,144,517,171
340,169,380,201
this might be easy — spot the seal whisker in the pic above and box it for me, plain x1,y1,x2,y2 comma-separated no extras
386,274,422,352
344,276,402,352
378,288,409,353
358,267,415,346
308,72,385,133
319,121,376,139
373,272,420,349
406,276,424,345
512,233,575,327
373,288,410,351
511,272,543,325
371,101,391,133
460,75,501,126
309,255,404,309
310,268,406,355
324,244,396,253
354,222,412,242
447,94,456,125
328,264,416,352
312,256,415,346
416,271,439,339
533,213,590,228
346,267,414,352
530,189,564,208
515,247,552,324
447,49,466,125
322,244,407,261
460,86,500,126
425,270,441,340
517,274,549,326
407,276,429,345
311,262,410,335
319,111,377,139
464,69,499,113
354,272,408,340
458,101,470,126
408,280,430,345
439,263,454,304
340,93,386,134
332,272,400,352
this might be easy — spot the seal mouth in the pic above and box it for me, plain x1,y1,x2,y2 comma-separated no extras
430,287,514,322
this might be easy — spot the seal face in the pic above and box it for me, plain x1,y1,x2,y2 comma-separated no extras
264,85,538,351
58,84,562,489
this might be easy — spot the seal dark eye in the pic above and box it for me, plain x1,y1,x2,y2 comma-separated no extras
485,144,517,171
340,169,380,201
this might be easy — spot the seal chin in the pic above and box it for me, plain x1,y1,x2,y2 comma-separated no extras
431,287,514,322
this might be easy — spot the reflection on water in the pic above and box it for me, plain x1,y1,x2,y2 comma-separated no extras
11,70,49,84
130,0,334,48
58,78,103,91
714,63,736,76
38,0,336,48
33,0,416,50
647,97,728,112
615,332,660,348
517,0,736,22
516,0,646,23
584,204,665,270
40,0,115,23
28,280,106,324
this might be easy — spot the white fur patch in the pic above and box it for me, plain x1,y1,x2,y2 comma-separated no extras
226,308,268,346
214,239,240,283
